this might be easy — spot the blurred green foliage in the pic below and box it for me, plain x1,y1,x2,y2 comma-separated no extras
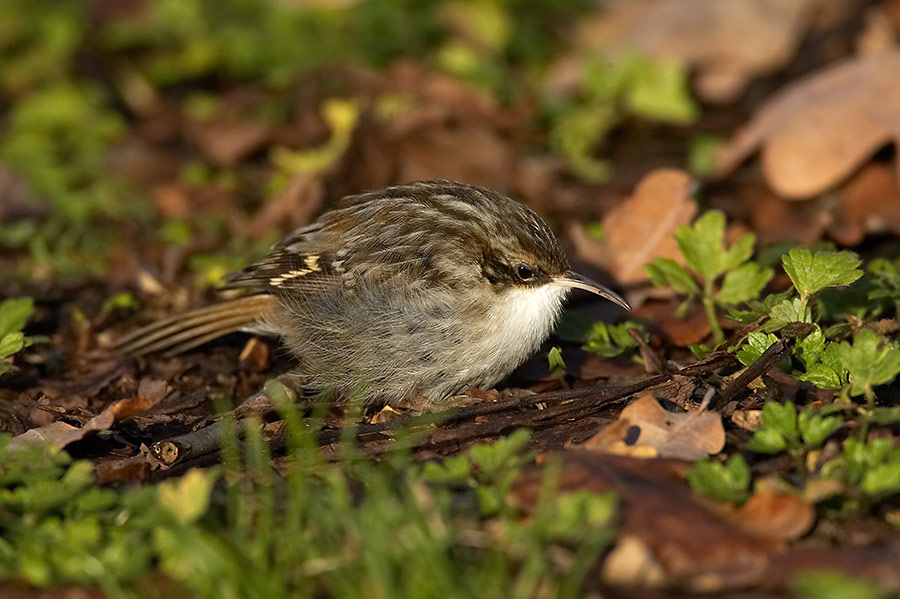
0,0,695,280
0,396,617,597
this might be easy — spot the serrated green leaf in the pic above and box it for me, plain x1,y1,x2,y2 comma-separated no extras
861,463,900,498
644,258,699,295
838,329,900,397
761,401,798,439
723,233,756,272
798,410,841,448
675,211,727,279
747,427,787,454
795,326,825,368
782,248,863,299
766,297,812,330
796,363,844,390
717,262,773,306
736,331,778,366
685,455,751,504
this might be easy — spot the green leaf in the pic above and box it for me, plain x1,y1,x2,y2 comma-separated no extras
747,427,787,454
736,331,778,366
861,463,900,498
0,298,34,339
157,468,218,524
644,258,699,295
782,248,863,299
727,289,793,324
766,297,812,330
547,346,565,372
761,401,798,439
716,262,773,306
582,321,643,358
675,211,727,279
797,363,844,390
837,329,900,397
723,233,756,273
688,343,709,360
790,571,889,599
0,332,25,360
798,409,842,448
685,455,751,504
867,407,900,426
795,326,825,368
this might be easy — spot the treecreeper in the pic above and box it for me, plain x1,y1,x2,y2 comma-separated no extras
114,181,630,406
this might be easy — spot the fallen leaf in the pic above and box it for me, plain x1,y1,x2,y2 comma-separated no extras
570,0,817,103
574,169,695,288
9,378,170,451
715,489,815,542
717,50,900,199
512,455,778,591
576,392,725,461
828,162,900,245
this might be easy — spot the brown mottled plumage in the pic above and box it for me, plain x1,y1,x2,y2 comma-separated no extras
113,181,629,405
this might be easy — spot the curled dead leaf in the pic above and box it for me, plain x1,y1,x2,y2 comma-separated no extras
575,393,725,461
572,168,695,291
717,50,900,199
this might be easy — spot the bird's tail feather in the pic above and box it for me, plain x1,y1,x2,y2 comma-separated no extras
111,295,275,357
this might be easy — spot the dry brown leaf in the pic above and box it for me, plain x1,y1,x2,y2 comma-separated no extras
574,169,694,288
725,490,815,542
570,0,817,103
829,162,900,245
9,378,170,451
512,455,777,591
576,393,725,461
717,50,900,199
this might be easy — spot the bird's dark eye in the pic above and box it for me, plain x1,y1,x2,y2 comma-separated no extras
516,263,534,281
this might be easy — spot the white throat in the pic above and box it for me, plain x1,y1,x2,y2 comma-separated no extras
459,284,568,390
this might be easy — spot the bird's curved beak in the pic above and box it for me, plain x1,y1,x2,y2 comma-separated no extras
553,271,631,310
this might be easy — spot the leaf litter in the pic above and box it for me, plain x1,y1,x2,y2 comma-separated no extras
4,2,900,597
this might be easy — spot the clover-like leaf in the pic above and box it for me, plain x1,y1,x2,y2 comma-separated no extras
782,248,863,300
737,331,778,366
686,454,751,504
798,410,842,448
717,262,773,306
837,329,900,398
674,210,727,279
644,258,699,295
766,297,813,330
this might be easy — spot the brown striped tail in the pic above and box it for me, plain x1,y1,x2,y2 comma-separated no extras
111,295,275,357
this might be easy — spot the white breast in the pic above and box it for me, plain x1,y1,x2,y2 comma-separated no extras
461,284,569,388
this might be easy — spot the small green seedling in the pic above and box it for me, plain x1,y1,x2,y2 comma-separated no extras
685,454,751,504
0,297,36,374
421,429,533,515
822,438,900,501
555,313,645,360
775,248,863,330
547,346,566,381
867,257,900,317
645,210,773,346
837,329,900,410
736,331,779,367
747,402,842,484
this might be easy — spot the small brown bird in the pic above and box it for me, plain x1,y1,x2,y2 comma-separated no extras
114,181,629,405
